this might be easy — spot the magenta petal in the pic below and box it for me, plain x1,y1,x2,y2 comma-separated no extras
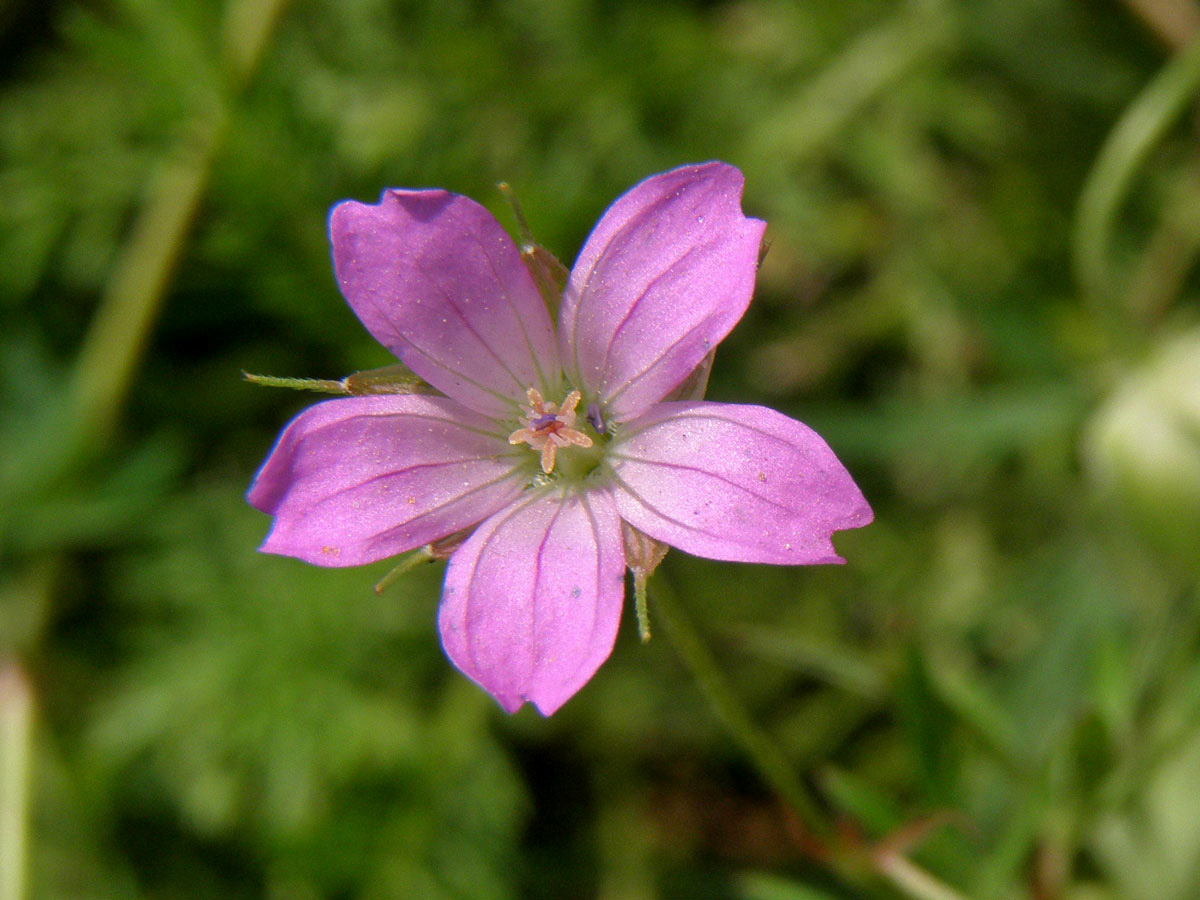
438,488,626,715
248,395,526,566
609,402,872,564
330,190,559,418
560,163,766,421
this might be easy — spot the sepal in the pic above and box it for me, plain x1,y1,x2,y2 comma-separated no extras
663,349,716,403
243,363,434,396
497,181,570,315
522,242,570,315
622,520,670,642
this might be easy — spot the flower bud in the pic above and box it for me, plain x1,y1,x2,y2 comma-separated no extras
1083,330,1200,567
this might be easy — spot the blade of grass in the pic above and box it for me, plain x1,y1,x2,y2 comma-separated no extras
1073,34,1200,306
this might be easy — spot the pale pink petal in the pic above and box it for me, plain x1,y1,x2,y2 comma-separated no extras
248,395,527,566
608,402,872,564
560,163,765,421
438,488,626,715
330,190,559,418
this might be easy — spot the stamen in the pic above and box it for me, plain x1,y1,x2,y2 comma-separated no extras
508,387,594,474
587,402,606,435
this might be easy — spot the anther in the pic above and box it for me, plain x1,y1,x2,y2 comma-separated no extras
508,388,594,474
587,402,607,435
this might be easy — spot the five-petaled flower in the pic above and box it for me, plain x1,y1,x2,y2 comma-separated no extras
248,163,872,715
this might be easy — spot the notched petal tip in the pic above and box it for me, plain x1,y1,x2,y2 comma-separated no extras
609,402,871,566
561,161,768,420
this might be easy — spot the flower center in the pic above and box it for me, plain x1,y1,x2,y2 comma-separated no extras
508,388,596,475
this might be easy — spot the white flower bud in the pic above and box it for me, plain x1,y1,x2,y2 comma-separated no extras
1083,330,1200,567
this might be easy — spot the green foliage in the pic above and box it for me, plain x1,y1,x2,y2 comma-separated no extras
3,0,1200,897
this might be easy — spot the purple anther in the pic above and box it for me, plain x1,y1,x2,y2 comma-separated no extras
531,413,559,430
587,402,606,435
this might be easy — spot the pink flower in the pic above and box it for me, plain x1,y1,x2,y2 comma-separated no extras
248,163,872,715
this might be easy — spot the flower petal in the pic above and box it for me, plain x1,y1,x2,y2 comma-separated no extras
248,395,527,566
560,163,766,421
438,488,626,715
608,402,872,564
330,190,559,418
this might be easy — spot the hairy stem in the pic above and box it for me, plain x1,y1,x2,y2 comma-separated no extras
651,578,831,838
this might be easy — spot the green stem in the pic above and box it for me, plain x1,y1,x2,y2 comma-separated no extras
1073,33,1200,305
66,109,225,445
0,663,32,900
64,0,292,447
651,578,831,839
374,547,435,594
243,373,353,394
222,0,292,86
654,578,971,900
633,573,651,642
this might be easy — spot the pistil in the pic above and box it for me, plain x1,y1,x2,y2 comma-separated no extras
508,388,594,474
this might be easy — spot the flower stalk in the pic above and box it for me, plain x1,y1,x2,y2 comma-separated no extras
653,576,969,900
650,577,831,839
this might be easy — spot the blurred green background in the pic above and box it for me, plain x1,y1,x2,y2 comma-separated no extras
3,0,1200,897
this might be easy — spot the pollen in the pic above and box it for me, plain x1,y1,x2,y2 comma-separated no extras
509,387,594,474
